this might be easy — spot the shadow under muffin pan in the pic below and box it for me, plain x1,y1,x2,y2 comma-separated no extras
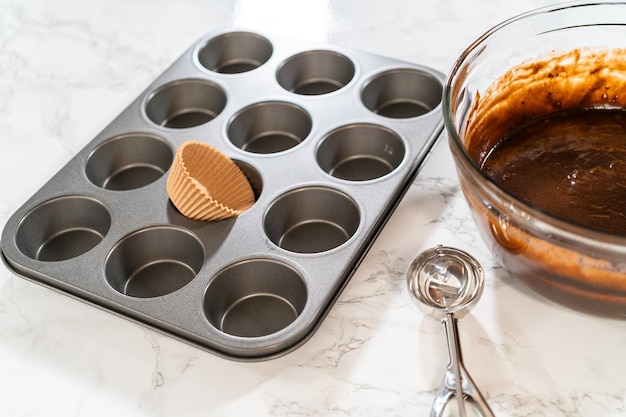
1,29,444,360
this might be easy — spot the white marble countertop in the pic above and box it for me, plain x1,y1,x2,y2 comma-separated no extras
2,0,626,416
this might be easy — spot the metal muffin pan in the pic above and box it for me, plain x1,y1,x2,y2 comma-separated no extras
1,29,444,360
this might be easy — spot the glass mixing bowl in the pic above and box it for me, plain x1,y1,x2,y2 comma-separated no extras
444,1,626,318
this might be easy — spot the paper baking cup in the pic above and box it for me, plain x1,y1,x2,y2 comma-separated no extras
166,141,255,221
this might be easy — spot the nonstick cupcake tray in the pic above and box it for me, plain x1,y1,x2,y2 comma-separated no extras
1,29,444,360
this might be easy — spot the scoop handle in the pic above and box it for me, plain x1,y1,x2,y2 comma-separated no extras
431,313,496,417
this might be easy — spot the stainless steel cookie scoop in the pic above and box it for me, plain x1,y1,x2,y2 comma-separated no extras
407,245,495,417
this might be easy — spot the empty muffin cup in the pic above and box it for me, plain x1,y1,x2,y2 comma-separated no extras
204,259,307,338
166,141,255,221
105,226,204,298
264,186,360,253
361,69,442,118
277,50,355,95
85,133,173,190
197,31,273,74
145,79,227,128
15,196,111,261
316,123,405,181
227,101,312,153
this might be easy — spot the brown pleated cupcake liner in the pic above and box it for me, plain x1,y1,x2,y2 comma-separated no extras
166,141,254,221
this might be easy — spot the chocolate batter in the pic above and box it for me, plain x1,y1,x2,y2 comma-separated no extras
463,47,626,235
481,108,626,234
